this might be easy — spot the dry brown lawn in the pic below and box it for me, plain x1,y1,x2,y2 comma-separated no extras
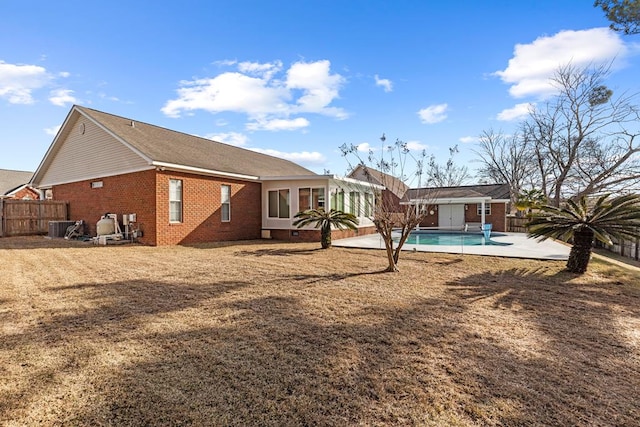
1,236,639,426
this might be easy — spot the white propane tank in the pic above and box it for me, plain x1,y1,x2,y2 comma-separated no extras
96,215,115,236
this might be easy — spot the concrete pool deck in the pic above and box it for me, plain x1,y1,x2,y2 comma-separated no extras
333,231,570,260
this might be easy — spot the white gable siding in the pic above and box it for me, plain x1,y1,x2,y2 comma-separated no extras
37,116,151,187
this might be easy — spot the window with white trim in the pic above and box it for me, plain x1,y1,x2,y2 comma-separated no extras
364,193,374,217
299,187,325,211
169,179,183,222
268,189,290,218
331,190,345,212
349,191,361,216
477,203,491,216
221,184,231,222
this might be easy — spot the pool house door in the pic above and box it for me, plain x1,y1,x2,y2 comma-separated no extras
438,204,465,230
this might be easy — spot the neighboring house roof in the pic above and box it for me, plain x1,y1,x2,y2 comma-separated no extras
405,183,511,202
0,169,34,196
348,165,410,198
32,105,315,187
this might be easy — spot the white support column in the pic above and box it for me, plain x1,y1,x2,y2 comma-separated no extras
481,200,486,225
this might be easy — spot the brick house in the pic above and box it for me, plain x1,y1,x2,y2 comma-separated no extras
30,106,378,245
348,164,409,212
0,169,39,200
348,165,510,233
405,184,511,232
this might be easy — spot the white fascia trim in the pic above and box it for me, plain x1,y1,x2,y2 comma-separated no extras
403,196,493,204
260,174,384,189
260,174,329,181
330,175,386,190
152,162,260,181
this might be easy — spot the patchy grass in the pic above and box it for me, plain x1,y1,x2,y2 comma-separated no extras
1,236,639,426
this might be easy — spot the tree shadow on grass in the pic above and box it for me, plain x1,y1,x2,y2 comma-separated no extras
280,269,391,284
234,247,324,257
444,266,640,424
66,286,640,426
0,278,249,422
45,295,481,425
3,265,640,425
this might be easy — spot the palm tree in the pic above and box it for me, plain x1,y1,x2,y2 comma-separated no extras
515,189,547,217
527,194,640,274
292,208,359,249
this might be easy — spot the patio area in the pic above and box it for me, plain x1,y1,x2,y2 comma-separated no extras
334,231,571,260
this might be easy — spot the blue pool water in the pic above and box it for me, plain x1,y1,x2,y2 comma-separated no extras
401,231,513,246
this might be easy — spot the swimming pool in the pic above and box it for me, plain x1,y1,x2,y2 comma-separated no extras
399,230,513,246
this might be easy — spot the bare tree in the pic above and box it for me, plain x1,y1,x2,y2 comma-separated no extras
474,128,534,210
525,63,640,205
426,145,472,187
340,135,432,272
477,63,640,207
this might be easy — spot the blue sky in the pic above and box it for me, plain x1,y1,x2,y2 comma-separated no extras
1,1,639,182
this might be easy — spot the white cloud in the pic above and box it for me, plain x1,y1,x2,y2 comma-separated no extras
497,102,535,121
406,140,428,151
250,148,326,164
495,28,627,99
162,59,348,128
357,142,374,152
246,117,310,131
238,60,282,79
418,103,448,124
206,131,249,147
58,71,70,78
286,60,347,118
213,59,237,67
161,72,288,118
0,60,51,104
49,88,77,106
459,136,478,144
374,74,393,92
44,125,61,136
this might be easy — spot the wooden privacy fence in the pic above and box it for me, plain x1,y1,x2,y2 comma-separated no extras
506,216,528,233
0,200,69,237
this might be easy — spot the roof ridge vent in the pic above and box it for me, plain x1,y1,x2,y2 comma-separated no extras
131,120,135,128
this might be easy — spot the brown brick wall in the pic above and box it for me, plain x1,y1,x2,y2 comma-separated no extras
466,203,507,232
416,203,507,231
53,170,157,243
419,204,439,228
8,187,41,200
52,170,262,246
154,171,262,245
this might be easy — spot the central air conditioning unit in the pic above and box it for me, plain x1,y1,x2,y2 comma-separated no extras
48,221,76,238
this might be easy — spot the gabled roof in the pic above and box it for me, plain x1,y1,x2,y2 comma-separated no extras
0,169,34,196
347,165,410,198
33,105,315,185
405,183,510,201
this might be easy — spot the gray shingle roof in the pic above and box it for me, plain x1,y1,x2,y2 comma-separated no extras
77,106,315,178
348,165,410,198
405,183,510,200
0,169,34,195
